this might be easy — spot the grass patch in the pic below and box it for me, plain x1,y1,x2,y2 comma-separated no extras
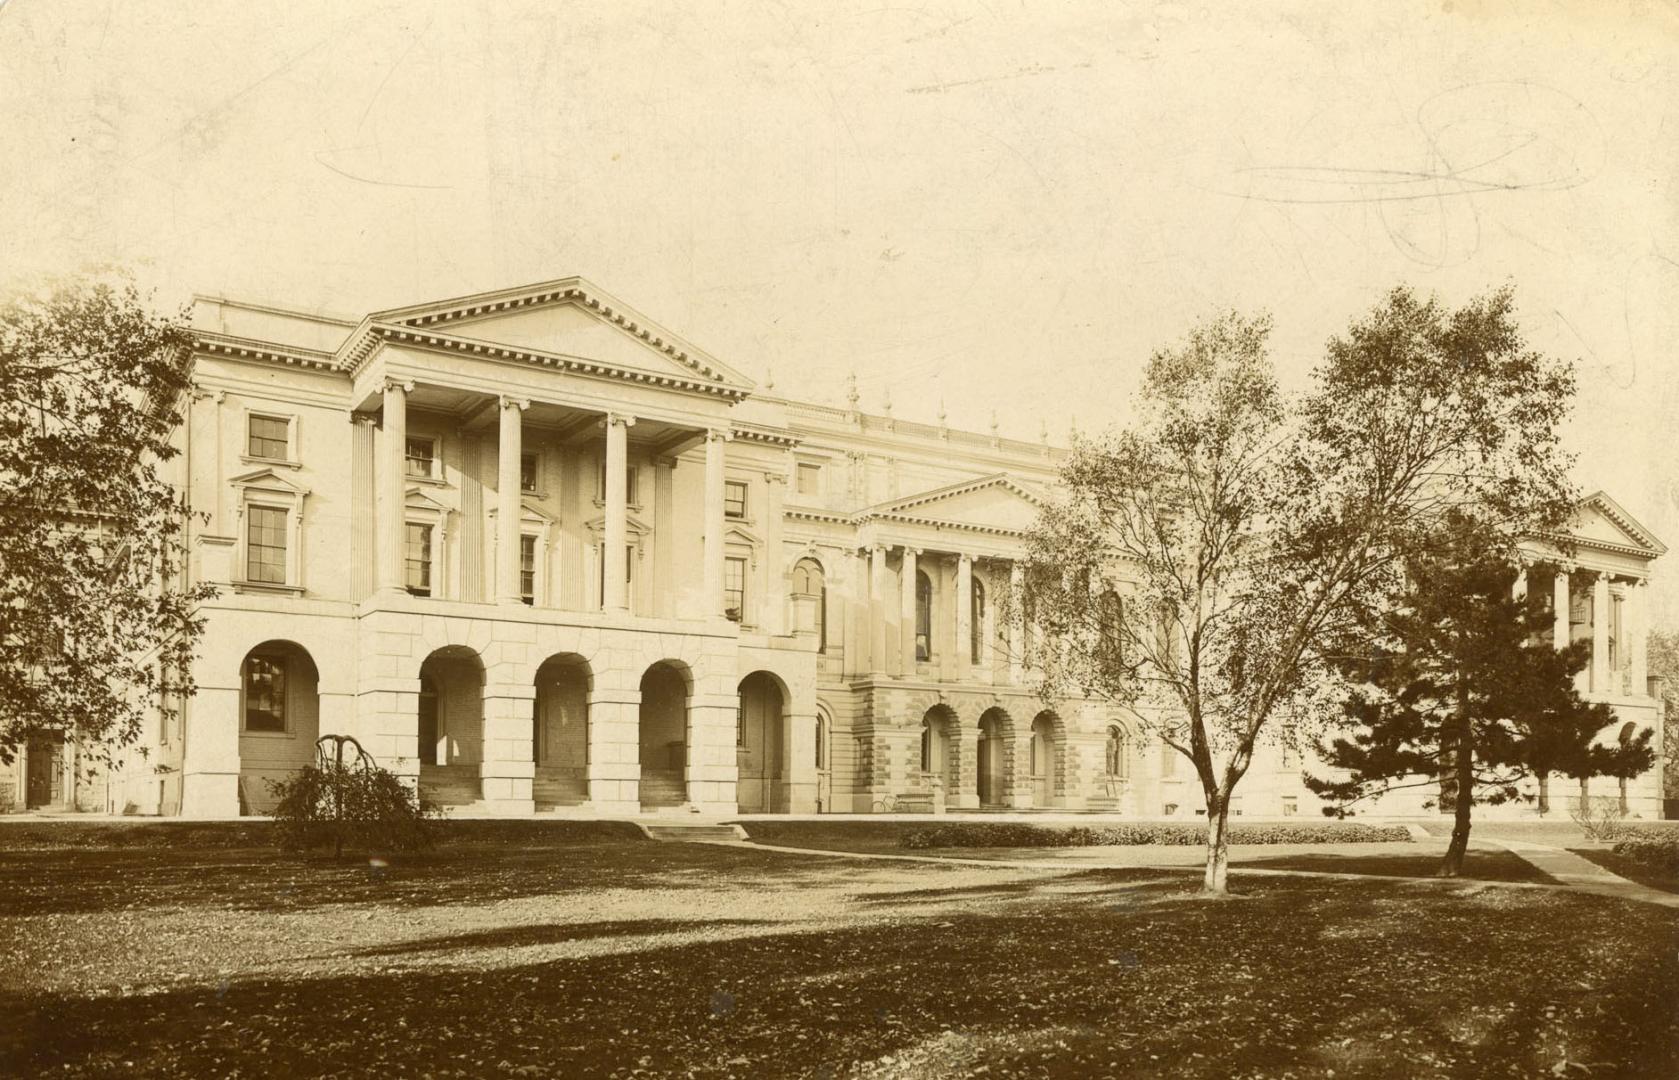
1569,846,1679,895
897,821,1412,849
1238,850,1554,884
1,835,1673,1078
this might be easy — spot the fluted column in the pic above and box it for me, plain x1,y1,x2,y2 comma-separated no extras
1630,578,1648,695
603,412,635,612
900,546,920,675
1008,561,1025,685
703,428,729,617
763,471,788,635
869,545,888,674
955,553,973,681
1591,572,1610,694
1552,566,1570,651
496,397,529,605
377,379,412,594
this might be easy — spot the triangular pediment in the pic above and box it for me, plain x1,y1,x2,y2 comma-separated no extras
868,474,1044,533
229,467,309,496
583,513,650,537
404,486,453,514
1556,491,1667,556
368,277,753,391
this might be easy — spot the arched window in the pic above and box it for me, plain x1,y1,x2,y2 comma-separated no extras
970,577,986,664
1105,725,1129,778
915,569,933,662
815,713,827,770
1099,590,1125,664
791,557,827,653
920,719,933,772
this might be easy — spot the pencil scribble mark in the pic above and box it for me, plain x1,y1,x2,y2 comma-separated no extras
1221,81,1605,269
906,63,1057,95
312,152,454,190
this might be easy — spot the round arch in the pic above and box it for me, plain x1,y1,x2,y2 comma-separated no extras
736,671,788,813
417,646,486,808
533,653,593,809
1030,710,1063,806
639,661,692,808
976,706,1013,808
237,640,321,816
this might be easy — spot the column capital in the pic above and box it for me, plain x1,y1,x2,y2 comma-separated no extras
606,411,636,429
764,471,788,486
705,426,733,443
499,395,531,412
383,378,415,395
352,412,379,427
957,551,974,565
902,545,922,558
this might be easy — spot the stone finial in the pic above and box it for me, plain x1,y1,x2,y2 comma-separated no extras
1039,417,1049,445
989,410,1000,437
765,365,776,392
846,372,860,410
881,385,893,417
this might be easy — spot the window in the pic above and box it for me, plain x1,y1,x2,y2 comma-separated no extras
1281,796,1298,817
915,570,932,662
596,455,638,504
243,652,287,732
520,535,537,605
405,436,437,478
246,506,287,584
1099,591,1125,664
404,523,432,596
796,463,821,496
1105,726,1128,778
1160,741,1177,778
247,415,289,460
520,452,539,494
1281,743,1300,771
815,715,827,770
792,558,827,652
596,544,634,604
724,557,747,622
724,480,748,519
970,577,986,664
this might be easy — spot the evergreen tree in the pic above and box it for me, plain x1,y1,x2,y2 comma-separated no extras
1307,513,1653,876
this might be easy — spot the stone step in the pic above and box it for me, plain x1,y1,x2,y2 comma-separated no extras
638,770,686,809
640,823,746,843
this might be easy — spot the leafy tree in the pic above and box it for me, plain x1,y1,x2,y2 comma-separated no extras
1306,513,1653,875
0,275,212,768
1021,286,1578,894
1648,629,1679,804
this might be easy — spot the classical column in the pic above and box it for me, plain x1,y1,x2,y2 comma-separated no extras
763,471,788,635
350,414,377,601
377,379,412,594
496,397,529,605
603,413,634,611
1630,578,1649,694
955,553,973,681
900,546,920,675
1591,572,1610,694
1008,561,1025,685
1552,566,1570,651
702,428,728,617
869,545,888,674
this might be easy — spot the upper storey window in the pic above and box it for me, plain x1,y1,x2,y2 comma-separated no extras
796,463,821,497
520,452,540,494
595,456,638,505
247,415,290,461
724,480,748,520
405,437,439,479
246,507,287,585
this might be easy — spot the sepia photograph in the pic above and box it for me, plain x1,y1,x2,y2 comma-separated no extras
1,1,1676,1077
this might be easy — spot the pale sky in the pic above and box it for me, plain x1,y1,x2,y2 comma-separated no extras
3,0,1677,619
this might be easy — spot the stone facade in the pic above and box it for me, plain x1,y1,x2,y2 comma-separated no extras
18,276,1666,821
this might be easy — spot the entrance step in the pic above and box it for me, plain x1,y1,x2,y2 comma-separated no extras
638,769,686,810
638,822,747,843
533,769,588,811
419,764,481,809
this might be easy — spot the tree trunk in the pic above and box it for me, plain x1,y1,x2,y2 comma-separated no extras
1438,701,1474,878
1202,796,1231,894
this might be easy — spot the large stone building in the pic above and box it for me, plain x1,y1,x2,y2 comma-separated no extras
1,277,1668,820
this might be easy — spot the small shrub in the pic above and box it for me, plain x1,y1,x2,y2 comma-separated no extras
1610,836,1679,875
1570,796,1635,843
267,761,438,858
899,821,1410,850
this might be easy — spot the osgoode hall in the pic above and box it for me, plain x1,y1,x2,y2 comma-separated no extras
5,278,1665,822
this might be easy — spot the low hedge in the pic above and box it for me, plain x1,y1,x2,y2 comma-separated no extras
1610,835,1679,875
899,821,1411,850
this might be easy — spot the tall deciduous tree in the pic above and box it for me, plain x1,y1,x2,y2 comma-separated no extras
1021,285,1578,894
1648,629,1679,807
0,275,212,768
1306,513,1652,876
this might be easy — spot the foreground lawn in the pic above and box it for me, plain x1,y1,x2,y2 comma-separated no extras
2,824,1675,1078
736,821,1550,883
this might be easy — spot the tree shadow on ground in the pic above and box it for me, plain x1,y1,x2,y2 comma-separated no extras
1232,850,1555,884
344,918,776,959
4,876,1673,1079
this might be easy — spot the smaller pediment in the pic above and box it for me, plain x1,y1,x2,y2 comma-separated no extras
583,513,650,537
229,467,310,497
866,473,1044,533
404,486,454,514
1558,491,1668,557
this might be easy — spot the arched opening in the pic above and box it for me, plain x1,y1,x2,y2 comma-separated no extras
919,706,958,796
791,557,827,652
736,671,786,813
815,703,834,814
533,654,591,810
1105,724,1129,779
639,662,690,808
915,570,933,662
238,640,320,816
976,707,1011,808
970,576,987,665
1098,590,1126,666
1031,711,1060,806
417,646,485,808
